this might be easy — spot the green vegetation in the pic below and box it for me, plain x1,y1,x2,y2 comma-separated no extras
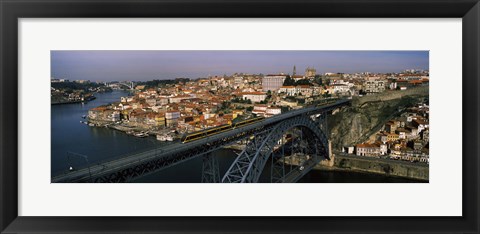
282,76,312,86
51,82,104,93
137,79,189,89
231,97,252,104
295,79,312,86
283,75,295,86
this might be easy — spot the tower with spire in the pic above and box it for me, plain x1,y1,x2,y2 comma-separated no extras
293,65,296,76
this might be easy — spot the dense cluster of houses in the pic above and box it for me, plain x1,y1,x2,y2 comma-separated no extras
86,68,429,140
346,102,430,163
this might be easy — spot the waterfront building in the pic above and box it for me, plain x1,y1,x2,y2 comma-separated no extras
88,106,108,120
355,143,381,157
110,111,121,122
146,98,157,106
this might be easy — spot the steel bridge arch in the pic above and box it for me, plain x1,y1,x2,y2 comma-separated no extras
221,113,329,183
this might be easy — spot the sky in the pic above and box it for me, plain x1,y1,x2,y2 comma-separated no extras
51,51,429,82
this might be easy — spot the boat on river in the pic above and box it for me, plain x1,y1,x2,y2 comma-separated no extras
134,132,148,138
156,134,167,141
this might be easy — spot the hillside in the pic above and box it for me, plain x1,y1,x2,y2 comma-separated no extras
328,87,429,149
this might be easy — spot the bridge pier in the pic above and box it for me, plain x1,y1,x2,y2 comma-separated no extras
201,153,220,183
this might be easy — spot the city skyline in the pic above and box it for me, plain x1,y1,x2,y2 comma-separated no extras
51,50,429,82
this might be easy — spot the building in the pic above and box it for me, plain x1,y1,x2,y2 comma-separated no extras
252,105,267,116
333,84,350,94
356,143,381,157
242,92,267,103
296,85,313,96
165,111,180,127
363,80,386,94
234,76,244,89
110,111,121,122
387,133,399,142
265,107,282,117
421,128,429,142
88,106,108,120
278,86,297,96
305,67,316,78
169,95,194,103
385,121,397,134
262,74,287,92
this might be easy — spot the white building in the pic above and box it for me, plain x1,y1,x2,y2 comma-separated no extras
110,111,121,122
265,107,282,117
333,84,350,94
278,86,297,96
242,92,267,103
364,80,386,94
296,85,313,96
252,105,268,116
262,74,287,92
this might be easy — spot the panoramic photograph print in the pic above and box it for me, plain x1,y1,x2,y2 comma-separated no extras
51,50,429,183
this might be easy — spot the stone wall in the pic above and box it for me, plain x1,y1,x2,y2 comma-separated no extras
353,86,429,106
319,154,429,181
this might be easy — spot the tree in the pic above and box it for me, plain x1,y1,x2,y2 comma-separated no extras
246,106,253,112
295,79,312,86
283,75,295,86
314,75,323,85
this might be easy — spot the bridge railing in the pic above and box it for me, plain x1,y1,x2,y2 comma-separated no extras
53,99,352,180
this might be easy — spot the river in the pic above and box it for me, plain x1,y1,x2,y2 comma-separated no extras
51,90,420,183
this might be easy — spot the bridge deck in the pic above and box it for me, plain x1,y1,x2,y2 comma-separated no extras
52,99,350,182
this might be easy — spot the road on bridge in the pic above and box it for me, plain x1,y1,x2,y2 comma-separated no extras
52,99,350,183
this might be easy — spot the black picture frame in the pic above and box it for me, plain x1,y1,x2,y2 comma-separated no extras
1,0,479,233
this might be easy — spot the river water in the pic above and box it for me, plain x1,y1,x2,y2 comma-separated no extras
51,90,421,183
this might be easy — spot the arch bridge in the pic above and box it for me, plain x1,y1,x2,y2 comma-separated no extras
52,99,350,183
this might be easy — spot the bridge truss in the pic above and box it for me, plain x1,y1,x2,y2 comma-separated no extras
52,100,348,183
221,113,330,183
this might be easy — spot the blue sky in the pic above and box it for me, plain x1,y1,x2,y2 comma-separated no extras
51,51,429,81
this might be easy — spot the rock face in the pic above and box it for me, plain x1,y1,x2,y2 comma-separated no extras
328,88,428,149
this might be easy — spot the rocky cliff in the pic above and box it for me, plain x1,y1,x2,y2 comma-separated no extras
328,87,429,149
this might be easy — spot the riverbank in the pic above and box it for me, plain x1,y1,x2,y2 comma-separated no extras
282,152,428,181
51,95,97,105
316,153,429,181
